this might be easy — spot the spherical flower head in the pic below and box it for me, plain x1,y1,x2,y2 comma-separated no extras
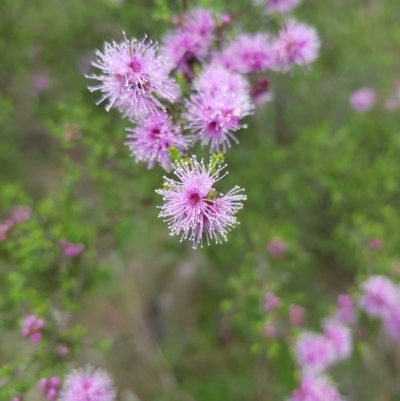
156,157,246,248
32,73,51,93
264,292,281,311
222,33,276,74
359,275,399,318
254,0,301,14
295,332,335,372
59,365,116,401
38,377,61,400
10,205,31,222
182,8,215,39
185,89,253,152
290,375,344,401
322,318,352,361
125,112,192,171
335,294,355,324
273,20,320,71
267,238,287,256
21,315,46,343
290,304,306,326
193,64,250,99
89,34,177,119
57,346,69,356
161,29,208,78
349,88,376,111
59,239,85,258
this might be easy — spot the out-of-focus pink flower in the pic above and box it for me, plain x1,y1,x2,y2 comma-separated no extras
273,20,320,71
59,239,85,258
262,321,277,338
335,294,355,324
295,332,335,372
290,374,344,401
33,73,51,93
30,44,43,61
322,318,352,361
359,275,399,318
0,220,14,241
218,13,231,26
11,397,22,401
290,304,306,326
267,238,287,257
59,365,116,401
21,315,46,344
57,346,69,356
10,205,31,222
385,98,399,111
349,88,376,111
368,237,384,250
38,377,62,401
264,292,281,311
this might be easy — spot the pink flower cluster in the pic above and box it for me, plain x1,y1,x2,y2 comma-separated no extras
89,6,320,247
359,275,400,340
21,315,46,344
59,365,116,401
0,205,31,241
38,377,61,400
290,374,343,401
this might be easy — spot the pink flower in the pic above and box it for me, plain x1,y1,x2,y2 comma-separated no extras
267,238,287,256
125,112,192,171
290,304,306,326
368,237,384,250
156,157,246,248
295,333,335,372
59,365,116,401
290,375,344,401
349,88,376,111
89,34,177,119
185,88,252,152
335,294,355,324
21,315,46,344
38,377,62,401
59,239,85,258
182,8,215,39
161,29,208,78
264,292,281,311
359,275,399,318
323,318,352,361
273,20,320,71
9,205,31,222
254,0,301,14
218,33,276,73
57,346,69,356
32,73,51,93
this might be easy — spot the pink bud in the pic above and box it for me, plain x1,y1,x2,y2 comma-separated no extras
46,388,57,400
368,237,384,250
49,377,61,388
10,206,31,222
38,378,48,389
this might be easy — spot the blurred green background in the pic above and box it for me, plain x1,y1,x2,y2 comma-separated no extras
1,0,400,400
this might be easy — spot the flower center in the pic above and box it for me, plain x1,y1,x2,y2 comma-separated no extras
208,121,220,133
128,58,142,72
188,192,201,206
